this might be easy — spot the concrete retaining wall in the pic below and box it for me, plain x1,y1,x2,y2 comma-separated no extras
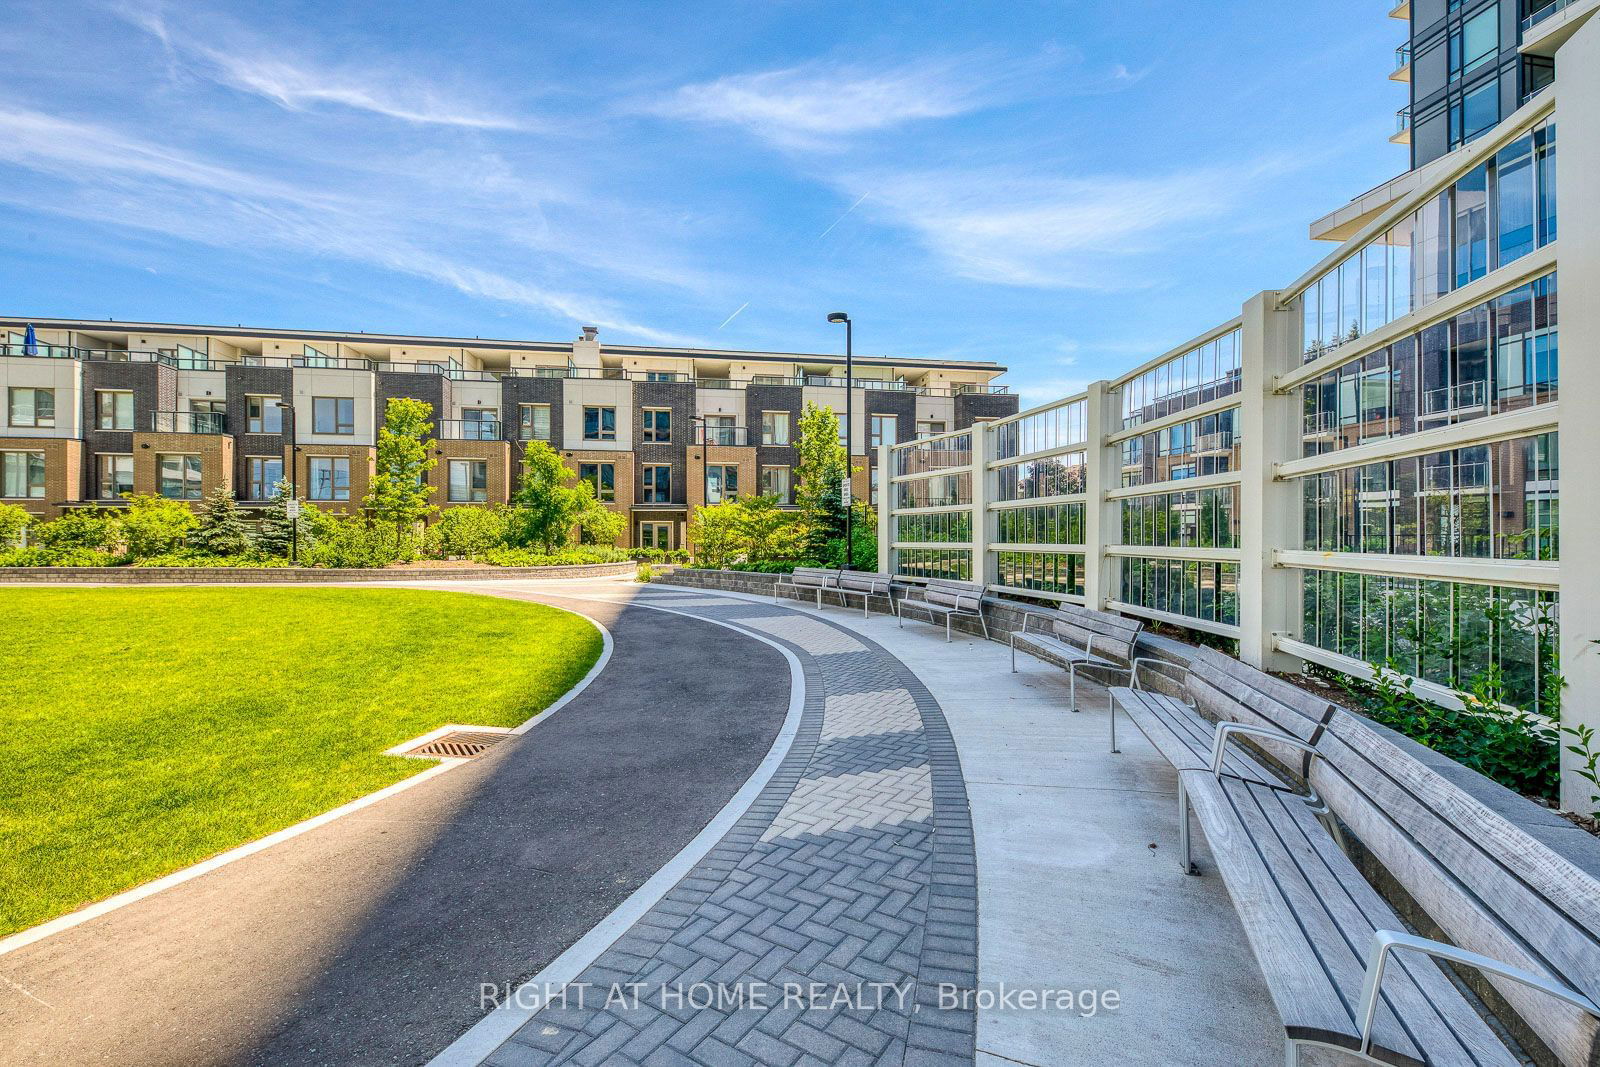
0,561,639,584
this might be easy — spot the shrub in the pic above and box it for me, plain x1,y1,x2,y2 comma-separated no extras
0,502,31,547
636,562,654,583
190,486,254,557
0,545,116,567
425,506,510,558
301,512,398,569
131,552,290,568
32,507,123,553
477,546,634,567
121,495,199,559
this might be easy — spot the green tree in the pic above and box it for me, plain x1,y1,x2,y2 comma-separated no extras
255,479,311,559
508,440,586,553
31,506,122,552
120,495,199,559
575,488,626,545
365,397,438,555
688,500,743,568
0,502,30,547
190,485,253,556
793,403,857,560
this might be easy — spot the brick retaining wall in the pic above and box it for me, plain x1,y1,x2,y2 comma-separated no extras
0,561,638,584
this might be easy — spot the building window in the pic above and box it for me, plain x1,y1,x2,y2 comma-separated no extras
157,454,203,499
1451,79,1500,148
639,521,672,549
189,400,226,434
309,456,350,500
98,454,134,499
869,414,898,450
643,464,671,503
917,420,947,438
643,408,672,443
96,390,133,430
2,451,45,498
761,411,790,446
1448,5,1498,81
448,459,488,502
7,387,55,428
578,462,616,501
519,403,551,441
247,396,284,434
870,466,880,507
644,371,679,382
312,396,355,435
302,343,336,368
247,456,283,500
761,466,791,504
461,408,498,441
707,464,738,504
583,405,616,441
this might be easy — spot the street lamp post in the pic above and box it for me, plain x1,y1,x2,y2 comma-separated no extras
827,312,854,571
690,414,712,558
275,401,299,563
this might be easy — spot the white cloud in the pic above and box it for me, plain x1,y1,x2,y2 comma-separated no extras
122,6,526,130
846,154,1301,290
641,58,998,149
0,106,686,342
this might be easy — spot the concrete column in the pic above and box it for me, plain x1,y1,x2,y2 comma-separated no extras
878,441,892,573
1556,14,1600,812
970,422,993,585
1237,290,1302,671
1083,381,1115,609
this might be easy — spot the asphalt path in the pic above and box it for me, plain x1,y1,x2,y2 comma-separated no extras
0,583,790,1066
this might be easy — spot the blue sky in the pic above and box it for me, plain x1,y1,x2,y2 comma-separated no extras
0,1,1407,403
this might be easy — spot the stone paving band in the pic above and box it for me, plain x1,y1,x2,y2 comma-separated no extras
486,591,979,1066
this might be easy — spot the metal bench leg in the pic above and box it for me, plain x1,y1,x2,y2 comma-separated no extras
978,614,989,640
1068,664,1078,713
1178,778,1197,876
945,614,952,642
1010,635,1017,673
1110,701,1119,754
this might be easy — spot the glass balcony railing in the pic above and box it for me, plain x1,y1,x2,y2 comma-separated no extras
696,424,749,446
1523,0,1571,31
152,411,226,433
1395,106,1412,134
436,419,503,441
1393,44,1411,73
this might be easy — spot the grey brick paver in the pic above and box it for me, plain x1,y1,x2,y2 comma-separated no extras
493,592,978,1065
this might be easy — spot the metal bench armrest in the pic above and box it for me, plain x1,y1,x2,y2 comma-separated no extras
1356,930,1600,1057
1209,722,1319,779
1018,612,1054,636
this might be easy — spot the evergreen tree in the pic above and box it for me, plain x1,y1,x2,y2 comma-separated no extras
191,484,253,556
256,479,311,559
365,397,438,554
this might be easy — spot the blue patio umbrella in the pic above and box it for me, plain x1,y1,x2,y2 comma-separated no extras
23,324,38,356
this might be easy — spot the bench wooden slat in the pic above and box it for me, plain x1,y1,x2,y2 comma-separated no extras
1314,716,1600,1065
1110,688,1275,783
1192,774,1521,1065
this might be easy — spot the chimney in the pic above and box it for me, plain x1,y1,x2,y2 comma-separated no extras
581,325,599,342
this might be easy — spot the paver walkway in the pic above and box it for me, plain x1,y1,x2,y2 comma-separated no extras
482,589,979,1067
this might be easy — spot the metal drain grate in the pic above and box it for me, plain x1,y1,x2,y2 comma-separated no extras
407,730,512,759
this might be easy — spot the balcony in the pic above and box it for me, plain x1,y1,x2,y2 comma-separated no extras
384,363,499,382
242,354,375,371
152,411,226,434
1419,380,1490,422
1390,44,1411,82
1193,432,1236,455
696,424,749,446
436,419,503,441
1390,106,1412,145
1388,0,1410,18
1523,0,1572,32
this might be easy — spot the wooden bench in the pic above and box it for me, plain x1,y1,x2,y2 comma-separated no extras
895,578,988,641
1010,604,1143,713
833,570,897,618
773,566,839,608
1115,647,1600,1065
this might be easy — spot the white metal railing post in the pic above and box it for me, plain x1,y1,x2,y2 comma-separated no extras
972,422,993,586
1557,15,1600,812
1083,380,1114,609
878,440,893,573
1239,290,1303,672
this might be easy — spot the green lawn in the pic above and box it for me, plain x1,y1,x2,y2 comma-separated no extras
0,587,602,938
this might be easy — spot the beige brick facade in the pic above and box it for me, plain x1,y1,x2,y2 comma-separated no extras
687,445,758,511
294,444,375,515
430,440,512,510
131,432,234,507
559,448,634,546
0,436,83,519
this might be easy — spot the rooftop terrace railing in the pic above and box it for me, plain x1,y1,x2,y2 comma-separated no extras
151,410,226,434
1523,0,1571,31
435,419,504,441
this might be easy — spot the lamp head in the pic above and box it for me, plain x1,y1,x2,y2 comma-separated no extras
826,312,849,325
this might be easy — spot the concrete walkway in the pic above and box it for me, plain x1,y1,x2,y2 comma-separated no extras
619,584,1284,1067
